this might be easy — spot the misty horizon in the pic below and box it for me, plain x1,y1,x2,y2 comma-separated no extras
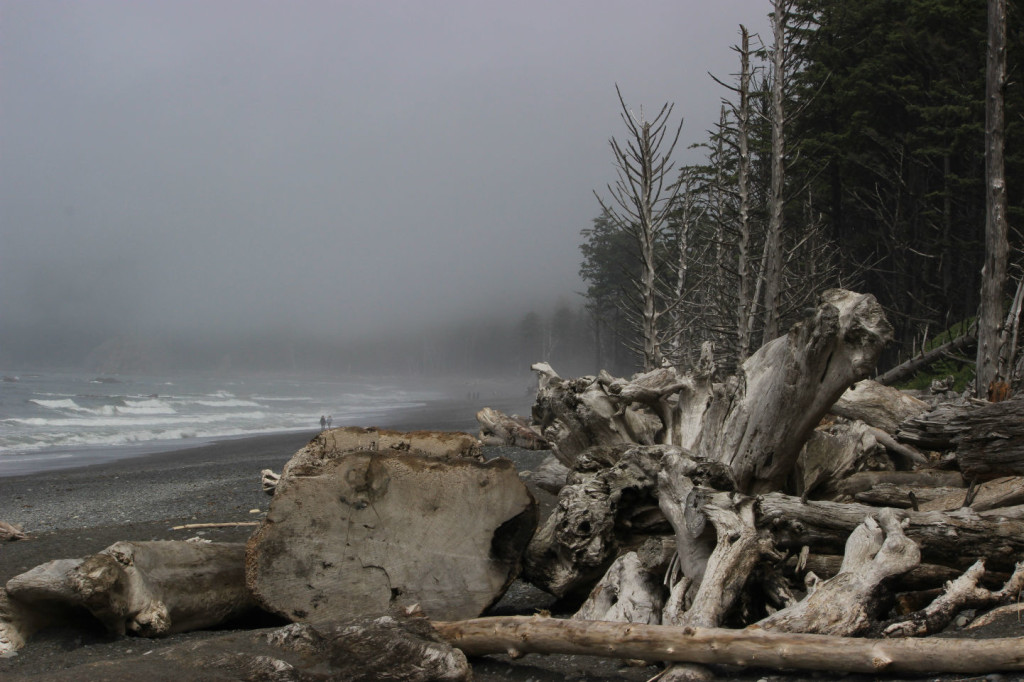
1,1,770,374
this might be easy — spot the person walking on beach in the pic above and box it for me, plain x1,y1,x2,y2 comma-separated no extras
320,415,326,430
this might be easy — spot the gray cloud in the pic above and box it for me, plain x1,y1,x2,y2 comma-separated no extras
0,0,769,365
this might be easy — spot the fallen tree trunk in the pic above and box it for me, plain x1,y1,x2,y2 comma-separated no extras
954,395,1024,480
831,380,930,434
431,616,1024,674
476,407,549,450
5,541,255,638
874,332,975,387
834,470,964,498
757,492,1024,571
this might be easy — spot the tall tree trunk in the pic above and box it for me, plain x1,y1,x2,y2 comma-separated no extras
762,0,788,342
976,0,1010,397
735,26,755,364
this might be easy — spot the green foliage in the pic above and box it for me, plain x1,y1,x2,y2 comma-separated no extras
896,318,976,393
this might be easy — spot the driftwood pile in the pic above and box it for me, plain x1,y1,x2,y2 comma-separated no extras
4,290,1024,678
477,289,1024,676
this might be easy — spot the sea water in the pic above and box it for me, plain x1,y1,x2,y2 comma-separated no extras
0,371,440,475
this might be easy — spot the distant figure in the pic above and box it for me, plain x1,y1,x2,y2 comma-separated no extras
327,415,333,429
320,415,326,430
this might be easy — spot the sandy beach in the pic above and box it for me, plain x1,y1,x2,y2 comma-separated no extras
0,398,669,681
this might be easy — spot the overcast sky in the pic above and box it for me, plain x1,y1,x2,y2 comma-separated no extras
0,0,770,363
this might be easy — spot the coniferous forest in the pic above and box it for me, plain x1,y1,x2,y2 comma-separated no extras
580,0,1024,387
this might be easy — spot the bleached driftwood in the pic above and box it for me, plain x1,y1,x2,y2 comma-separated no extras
834,470,965,498
247,450,537,623
476,407,548,450
533,290,892,494
756,509,919,636
522,454,570,495
916,475,1024,512
876,560,1024,637
0,521,27,542
5,541,255,638
795,421,881,499
831,380,930,434
571,551,663,624
279,427,482,483
758,492,1024,572
432,615,1024,675
523,444,669,598
260,468,280,495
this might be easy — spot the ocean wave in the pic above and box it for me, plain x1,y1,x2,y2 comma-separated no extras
121,398,177,414
30,398,82,411
0,424,309,455
190,399,263,408
7,411,269,428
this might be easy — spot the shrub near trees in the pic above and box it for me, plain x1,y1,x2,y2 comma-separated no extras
581,0,1024,380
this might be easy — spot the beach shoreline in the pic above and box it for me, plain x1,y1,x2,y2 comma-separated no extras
0,391,532,480
1,399,662,681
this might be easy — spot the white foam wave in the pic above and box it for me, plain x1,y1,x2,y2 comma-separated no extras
30,398,82,410
191,399,263,408
7,411,268,428
120,399,177,415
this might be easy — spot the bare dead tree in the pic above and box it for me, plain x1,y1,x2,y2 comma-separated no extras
976,0,1010,397
595,85,685,371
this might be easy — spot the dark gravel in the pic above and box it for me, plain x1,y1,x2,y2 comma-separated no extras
2,422,1023,681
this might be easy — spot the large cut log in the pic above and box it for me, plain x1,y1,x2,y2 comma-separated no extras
476,407,549,450
247,450,537,623
432,615,1024,675
757,492,1024,571
280,427,482,482
831,380,930,434
756,509,919,636
5,541,254,638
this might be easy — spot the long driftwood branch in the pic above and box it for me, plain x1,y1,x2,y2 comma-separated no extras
431,616,1024,674
875,332,975,386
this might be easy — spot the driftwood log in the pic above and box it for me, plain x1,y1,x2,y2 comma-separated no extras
831,380,930,434
758,492,1024,572
4,541,254,640
476,407,549,450
247,449,537,623
432,615,1024,675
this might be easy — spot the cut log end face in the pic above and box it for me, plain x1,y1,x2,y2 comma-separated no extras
247,451,537,624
